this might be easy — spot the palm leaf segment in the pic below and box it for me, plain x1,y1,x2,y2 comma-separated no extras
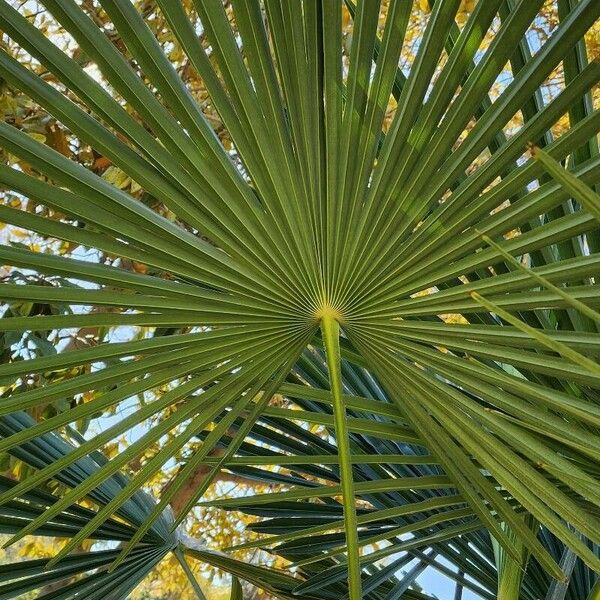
0,0,599,598
0,413,175,599
0,414,306,599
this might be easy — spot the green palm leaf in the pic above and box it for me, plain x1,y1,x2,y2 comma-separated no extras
0,0,599,598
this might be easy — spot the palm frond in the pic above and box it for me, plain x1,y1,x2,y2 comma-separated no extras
0,0,599,598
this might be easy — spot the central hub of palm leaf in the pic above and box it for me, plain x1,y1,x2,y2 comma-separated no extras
313,302,344,324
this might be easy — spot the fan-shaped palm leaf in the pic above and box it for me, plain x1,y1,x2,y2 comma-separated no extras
0,0,598,598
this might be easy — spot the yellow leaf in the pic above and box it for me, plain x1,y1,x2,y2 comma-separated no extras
130,179,143,194
45,123,71,157
0,95,17,117
102,165,131,189
27,132,46,144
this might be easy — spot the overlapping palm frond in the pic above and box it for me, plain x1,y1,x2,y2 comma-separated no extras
0,0,598,598
0,412,311,599
0,412,175,599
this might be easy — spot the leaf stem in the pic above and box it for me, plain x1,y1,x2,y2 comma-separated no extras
174,546,207,600
320,314,362,599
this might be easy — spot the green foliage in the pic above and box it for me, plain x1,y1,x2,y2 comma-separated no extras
0,0,599,599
